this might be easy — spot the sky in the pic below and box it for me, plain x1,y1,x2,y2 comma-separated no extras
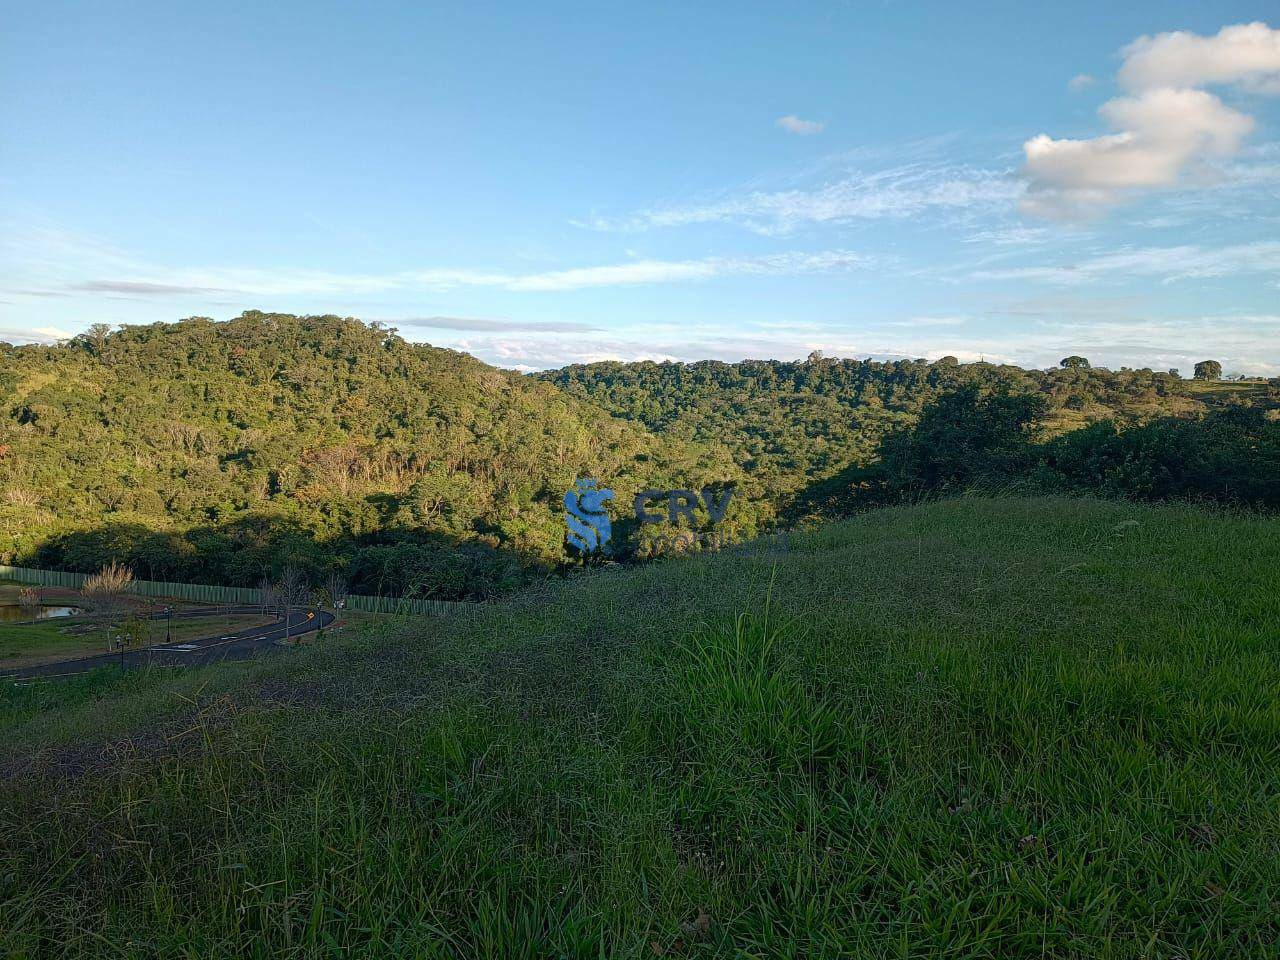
3,2,1279,374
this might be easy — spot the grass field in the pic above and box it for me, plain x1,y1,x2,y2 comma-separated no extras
1,496,1278,957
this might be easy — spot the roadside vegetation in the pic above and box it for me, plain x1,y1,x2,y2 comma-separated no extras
2,496,1277,957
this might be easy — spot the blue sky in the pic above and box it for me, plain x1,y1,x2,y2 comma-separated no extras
3,2,1279,374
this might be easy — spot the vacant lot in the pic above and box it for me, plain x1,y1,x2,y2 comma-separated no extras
1,496,1278,958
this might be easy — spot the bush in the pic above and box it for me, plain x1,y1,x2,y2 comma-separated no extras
1040,408,1280,508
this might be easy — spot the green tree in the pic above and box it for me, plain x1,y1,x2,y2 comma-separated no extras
1194,360,1223,381
877,386,1048,494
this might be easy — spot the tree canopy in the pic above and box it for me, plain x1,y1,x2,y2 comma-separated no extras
1,314,1273,597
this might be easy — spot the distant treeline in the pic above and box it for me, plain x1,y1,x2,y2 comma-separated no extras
2,314,1277,598
540,354,1273,502
799,386,1280,516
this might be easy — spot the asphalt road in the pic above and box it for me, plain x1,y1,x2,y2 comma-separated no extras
1,607,336,682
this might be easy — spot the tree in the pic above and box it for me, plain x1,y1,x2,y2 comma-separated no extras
396,468,453,528
877,386,1048,494
2,311,1264,599
257,575,278,617
18,586,41,621
1194,360,1223,381
80,561,134,631
323,571,348,609
1060,356,1091,369
77,323,114,355
273,566,311,644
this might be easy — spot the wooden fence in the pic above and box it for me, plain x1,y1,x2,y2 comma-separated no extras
0,565,477,617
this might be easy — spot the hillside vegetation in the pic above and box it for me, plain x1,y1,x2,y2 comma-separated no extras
2,497,1277,957
2,314,1277,599
538,355,1253,501
0,313,742,597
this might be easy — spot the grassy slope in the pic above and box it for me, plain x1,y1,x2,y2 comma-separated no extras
1,496,1278,958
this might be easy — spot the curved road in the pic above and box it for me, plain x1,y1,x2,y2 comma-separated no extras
2,607,335,682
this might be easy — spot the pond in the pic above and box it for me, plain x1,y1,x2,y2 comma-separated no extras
0,603,81,622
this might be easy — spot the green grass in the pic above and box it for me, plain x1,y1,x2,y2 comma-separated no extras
0,612,277,668
1,496,1278,958
0,619,98,666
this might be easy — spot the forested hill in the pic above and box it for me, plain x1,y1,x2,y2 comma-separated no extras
538,356,1257,502
2,313,1274,599
0,313,739,596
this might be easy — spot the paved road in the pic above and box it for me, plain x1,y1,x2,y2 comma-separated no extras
1,607,335,682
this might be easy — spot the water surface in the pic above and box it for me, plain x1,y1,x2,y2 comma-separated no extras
0,604,80,622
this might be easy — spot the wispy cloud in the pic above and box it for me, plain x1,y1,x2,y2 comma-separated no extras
962,226,1053,246
972,239,1280,284
501,250,869,291
1067,73,1096,92
776,114,824,135
882,316,967,328
71,280,227,295
388,316,600,333
2,224,870,299
575,162,1021,236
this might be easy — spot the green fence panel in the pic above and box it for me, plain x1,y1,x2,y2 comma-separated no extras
0,564,477,617
344,593,477,616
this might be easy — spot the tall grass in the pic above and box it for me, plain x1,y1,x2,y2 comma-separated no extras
1,496,1278,957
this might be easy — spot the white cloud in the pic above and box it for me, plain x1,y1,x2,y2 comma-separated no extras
963,226,1052,246
578,163,1021,235
776,115,824,135
1067,74,1096,92
503,250,867,291
2,222,873,297
0,325,74,344
1118,21,1280,94
33,325,74,340
1022,22,1277,218
972,239,1280,285
388,316,600,332
71,280,226,295
14,249,871,299
1022,88,1253,218
882,316,967,328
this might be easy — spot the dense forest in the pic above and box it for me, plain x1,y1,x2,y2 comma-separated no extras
0,313,742,598
2,313,1277,598
538,354,1230,501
